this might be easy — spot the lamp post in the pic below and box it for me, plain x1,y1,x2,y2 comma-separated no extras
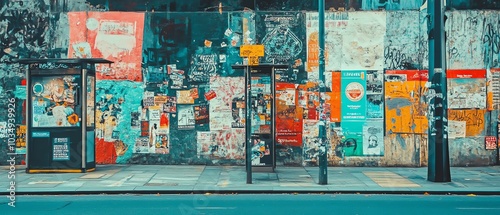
427,0,451,182
318,0,328,185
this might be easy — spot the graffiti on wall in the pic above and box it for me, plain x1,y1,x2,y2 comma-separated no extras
448,109,486,137
68,12,145,81
385,11,421,70
0,0,49,62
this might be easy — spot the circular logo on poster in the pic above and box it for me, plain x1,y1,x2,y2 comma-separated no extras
345,82,364,102
33,83,44,95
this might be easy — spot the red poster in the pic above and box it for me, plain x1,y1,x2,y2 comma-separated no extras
68,12,145,81
386,70,428,81
447,69,486,79
204,90,217,101
275,83,302,147
485,136,497,150
140,121,149,137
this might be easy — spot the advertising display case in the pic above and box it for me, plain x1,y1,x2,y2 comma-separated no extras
232,64,288,172
17,58,112,173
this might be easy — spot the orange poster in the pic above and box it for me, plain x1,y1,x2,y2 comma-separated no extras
448,109,486,137
68,12,145,81
385,70,428,134
328,72,341,122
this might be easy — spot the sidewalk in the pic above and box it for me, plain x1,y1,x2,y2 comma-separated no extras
1,165,500,195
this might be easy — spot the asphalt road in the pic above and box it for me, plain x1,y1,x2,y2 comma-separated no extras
2,194,500,215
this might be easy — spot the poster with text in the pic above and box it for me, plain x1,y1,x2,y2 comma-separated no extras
447,69,486,109
177,105,195,130
276,83,303,147
341,71,367,121
68,12,145,81
194,104,209,125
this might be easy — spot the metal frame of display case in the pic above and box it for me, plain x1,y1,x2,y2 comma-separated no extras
232,64,288,174
17,58,112,173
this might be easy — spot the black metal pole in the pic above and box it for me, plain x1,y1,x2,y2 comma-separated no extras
318,0,328,185
245,65,252,184
427,0,451,182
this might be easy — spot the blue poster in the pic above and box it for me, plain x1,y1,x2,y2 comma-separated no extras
341,71,367,121
339,121,364,156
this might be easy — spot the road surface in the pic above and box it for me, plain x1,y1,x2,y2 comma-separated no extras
2,194,500,215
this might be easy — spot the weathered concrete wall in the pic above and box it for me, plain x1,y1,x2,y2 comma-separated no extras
0,0,499,167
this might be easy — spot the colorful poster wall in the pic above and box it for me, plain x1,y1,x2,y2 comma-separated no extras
447,69,486,109
68,12,145,81
385,70,428,134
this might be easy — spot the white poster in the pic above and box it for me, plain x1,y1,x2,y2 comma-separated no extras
306,12,386,71
209,77,245,130
363,120,384,156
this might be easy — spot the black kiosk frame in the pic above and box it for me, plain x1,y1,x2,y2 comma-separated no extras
18,58,112,173
232,64,288,174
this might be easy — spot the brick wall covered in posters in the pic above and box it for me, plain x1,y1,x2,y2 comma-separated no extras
0,0,499,166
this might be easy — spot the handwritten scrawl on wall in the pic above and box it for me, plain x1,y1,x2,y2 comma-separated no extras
68,12,145,81
385,70,428,134
448,109,486,137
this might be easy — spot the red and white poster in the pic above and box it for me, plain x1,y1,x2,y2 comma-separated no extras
68,12,145,81
447,69,486,109
275,83,302,147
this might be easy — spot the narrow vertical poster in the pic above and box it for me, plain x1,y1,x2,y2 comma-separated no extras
362,120,384,156
276,83,302,147
328,71,342,122
341,71,367,121
366,70,384,119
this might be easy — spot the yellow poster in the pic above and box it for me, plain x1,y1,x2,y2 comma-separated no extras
385,70,428,134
